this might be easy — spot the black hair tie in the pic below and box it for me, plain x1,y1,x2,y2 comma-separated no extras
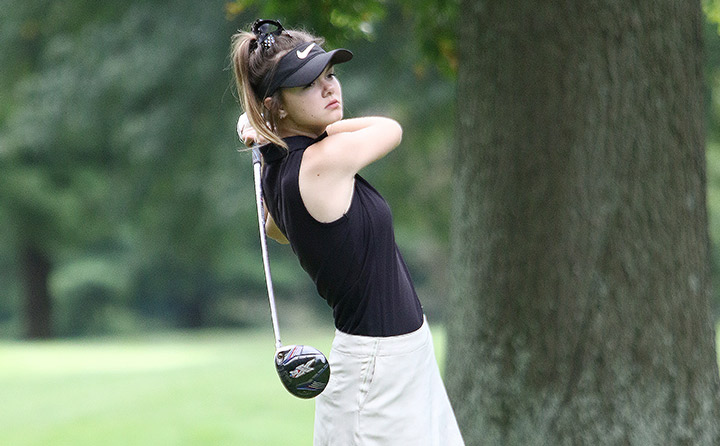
251,19,284,53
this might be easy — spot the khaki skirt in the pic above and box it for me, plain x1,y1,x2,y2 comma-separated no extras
313,317,464,446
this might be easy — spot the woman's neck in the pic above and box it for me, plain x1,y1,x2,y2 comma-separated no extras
278,128,323,139
277,121,328,140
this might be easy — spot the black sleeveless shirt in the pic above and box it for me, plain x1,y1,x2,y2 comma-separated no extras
259,133,423,337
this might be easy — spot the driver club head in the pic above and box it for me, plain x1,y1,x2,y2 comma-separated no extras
275,345,330,399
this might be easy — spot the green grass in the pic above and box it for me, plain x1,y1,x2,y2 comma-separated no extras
0,326,447,446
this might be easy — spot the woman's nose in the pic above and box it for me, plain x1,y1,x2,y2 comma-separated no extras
321,79,334,95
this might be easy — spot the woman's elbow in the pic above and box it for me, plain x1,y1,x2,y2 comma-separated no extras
387,119,403,148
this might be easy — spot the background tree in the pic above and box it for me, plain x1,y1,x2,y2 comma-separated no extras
0,0,258,337
0,0,127,338
446,0,720,443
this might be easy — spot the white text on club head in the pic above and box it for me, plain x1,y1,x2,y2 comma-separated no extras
289,359,315,378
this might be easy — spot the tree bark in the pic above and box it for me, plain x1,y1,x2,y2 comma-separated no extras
447,0,720,444
22,244,52,339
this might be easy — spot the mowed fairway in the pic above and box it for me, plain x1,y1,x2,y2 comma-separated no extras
0,326,447,446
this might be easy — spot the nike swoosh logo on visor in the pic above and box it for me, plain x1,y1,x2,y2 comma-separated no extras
297,43,314,59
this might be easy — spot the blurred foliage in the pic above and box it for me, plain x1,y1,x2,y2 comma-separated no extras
225,0,458,76
226,0,386,44
1,0,269,336
706,0,720,33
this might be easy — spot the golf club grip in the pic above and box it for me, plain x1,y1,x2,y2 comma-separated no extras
251,147,283,350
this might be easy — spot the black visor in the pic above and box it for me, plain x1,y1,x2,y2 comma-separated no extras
256,42,353,99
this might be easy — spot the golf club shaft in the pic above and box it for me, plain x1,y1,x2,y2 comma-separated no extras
252,147,282,350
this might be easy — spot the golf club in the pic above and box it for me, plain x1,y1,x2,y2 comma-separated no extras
251,147,330,399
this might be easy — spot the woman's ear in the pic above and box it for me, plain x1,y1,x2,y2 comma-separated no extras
264,96,287,119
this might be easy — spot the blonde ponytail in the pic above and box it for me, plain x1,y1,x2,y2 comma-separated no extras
230,26,324,149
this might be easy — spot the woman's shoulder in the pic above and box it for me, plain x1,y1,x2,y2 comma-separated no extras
261,133,323,164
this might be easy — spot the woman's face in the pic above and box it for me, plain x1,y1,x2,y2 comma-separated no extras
277,65,343,138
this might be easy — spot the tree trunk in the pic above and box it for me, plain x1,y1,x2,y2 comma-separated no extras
22,245,52,339
447,0,720,444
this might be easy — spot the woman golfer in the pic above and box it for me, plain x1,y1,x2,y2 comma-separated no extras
231,19,464,445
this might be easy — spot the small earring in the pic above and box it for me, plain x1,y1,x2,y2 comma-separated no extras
279,111,287,119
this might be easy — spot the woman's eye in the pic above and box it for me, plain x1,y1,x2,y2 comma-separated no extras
303,72,334,89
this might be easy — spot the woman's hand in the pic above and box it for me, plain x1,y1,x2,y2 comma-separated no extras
237,113,268,146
